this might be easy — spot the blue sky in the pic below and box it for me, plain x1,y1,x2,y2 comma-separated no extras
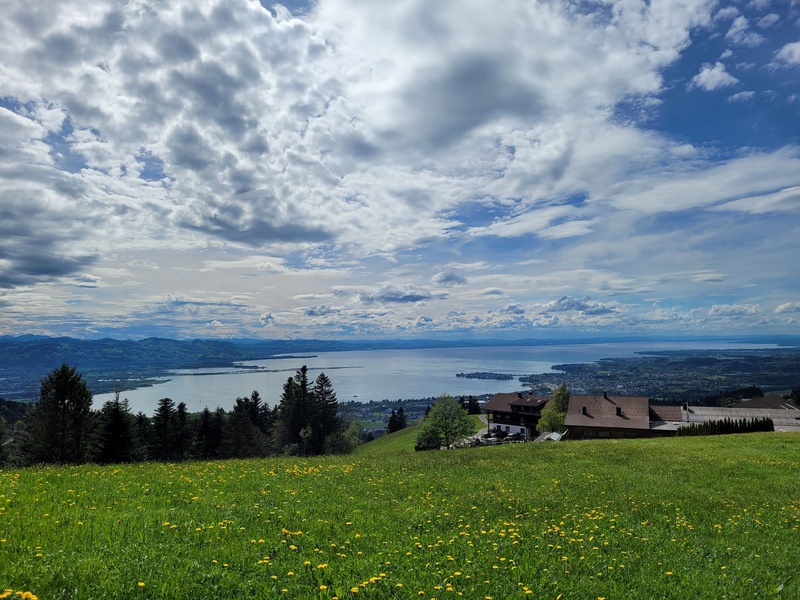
0,0,799,340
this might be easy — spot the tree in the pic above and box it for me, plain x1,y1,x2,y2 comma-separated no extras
151,397,177,461
133,412,151,462
466,396,481,415
387,409,399,433
415,394,475,450
92,393,136,464
0,416,8,466
388,407,408,433
222,393,270,458
275,367,342,455
537,383,570,433
195,407,222,460
23,363,93,464
311,372,339,453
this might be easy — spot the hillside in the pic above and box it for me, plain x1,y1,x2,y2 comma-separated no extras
1,433,798,599
355,414,484,455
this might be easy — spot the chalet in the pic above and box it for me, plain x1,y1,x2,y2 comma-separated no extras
482,391,550,440
565,392,683,439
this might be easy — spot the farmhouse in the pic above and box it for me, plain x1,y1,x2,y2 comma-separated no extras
482,391,550,439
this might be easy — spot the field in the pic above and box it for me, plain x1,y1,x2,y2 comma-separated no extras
1,433,798,599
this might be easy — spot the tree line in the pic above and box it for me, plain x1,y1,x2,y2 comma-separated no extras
676,417,774,437
1,363,360,467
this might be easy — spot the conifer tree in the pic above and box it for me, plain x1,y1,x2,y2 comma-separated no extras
311,372,339,453
92,393,136,464
151,397,177,461
23,363,93,464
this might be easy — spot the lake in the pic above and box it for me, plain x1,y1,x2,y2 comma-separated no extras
92,341,778,416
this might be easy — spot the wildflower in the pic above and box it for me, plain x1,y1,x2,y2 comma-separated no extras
138,582,145,588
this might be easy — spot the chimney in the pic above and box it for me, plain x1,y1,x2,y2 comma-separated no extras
517,392,522,399
616,406,623,417
603,391,609,400
581,406,587,415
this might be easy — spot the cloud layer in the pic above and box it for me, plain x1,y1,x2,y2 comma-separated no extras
0,0,798,339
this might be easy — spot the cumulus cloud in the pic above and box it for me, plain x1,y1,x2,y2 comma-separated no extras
357,284,434,305
538,295,616,315
304,304,340,316
776,42,800,65
690,62,739,91
708,303,761,316
259,311,276,326
499,303,525,315
725,16,766,47
775,302,800,313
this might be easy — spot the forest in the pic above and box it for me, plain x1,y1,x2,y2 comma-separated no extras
0,363,360,467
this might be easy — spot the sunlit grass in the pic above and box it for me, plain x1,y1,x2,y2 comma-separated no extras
1,433,798,598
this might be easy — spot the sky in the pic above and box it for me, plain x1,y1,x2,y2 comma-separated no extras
0,0,799,341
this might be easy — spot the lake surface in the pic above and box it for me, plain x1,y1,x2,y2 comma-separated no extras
93,341,777,416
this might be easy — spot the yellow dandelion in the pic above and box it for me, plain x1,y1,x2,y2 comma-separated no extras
138,582,145,588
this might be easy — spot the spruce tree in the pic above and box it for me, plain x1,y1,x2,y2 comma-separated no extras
311,372,339,453
24,363,93,464
92,394,136,464
151,397,177,461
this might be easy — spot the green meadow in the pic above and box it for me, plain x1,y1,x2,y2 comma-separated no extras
2,433,798,599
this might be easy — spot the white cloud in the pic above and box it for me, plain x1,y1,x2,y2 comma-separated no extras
690,62,740,91
708,303,761,316
713,185,800,214
775,302,800,313
725,16,766,47
357,284,434,305
756,14,780,29
776,41,800,65
727,91,756,103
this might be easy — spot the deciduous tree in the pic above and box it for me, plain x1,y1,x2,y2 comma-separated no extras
537,383,570,434
415,394,474,450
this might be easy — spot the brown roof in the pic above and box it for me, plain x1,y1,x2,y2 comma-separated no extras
649,405,683,422
729,394,799,410
565,394,650,430
483,391,550,413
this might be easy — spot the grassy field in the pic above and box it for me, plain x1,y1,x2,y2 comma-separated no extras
2,433,798,599
355,415,484,456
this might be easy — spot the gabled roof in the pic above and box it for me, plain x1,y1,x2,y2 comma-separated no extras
482,391,550,413
565,393,651,430
729,394,799,411
649,404,683,422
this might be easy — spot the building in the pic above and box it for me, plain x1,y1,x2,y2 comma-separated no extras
564,392,683,439
482,391,550,439
566,392,800,438
485,390,800,441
